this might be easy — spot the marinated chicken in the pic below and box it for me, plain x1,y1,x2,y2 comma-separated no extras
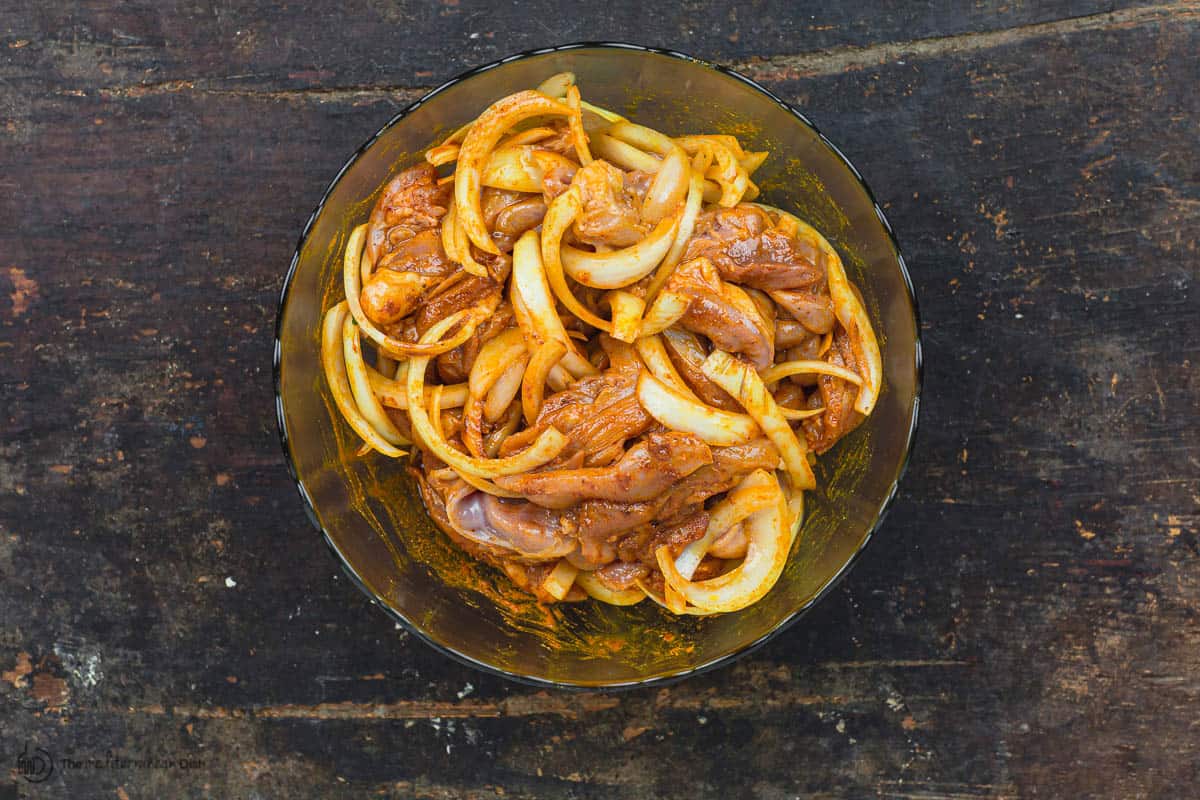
322,78,882,613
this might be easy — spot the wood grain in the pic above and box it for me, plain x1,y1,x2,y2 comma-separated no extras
1,3,1198,798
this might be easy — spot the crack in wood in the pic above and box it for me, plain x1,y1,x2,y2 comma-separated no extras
731,1,1199,79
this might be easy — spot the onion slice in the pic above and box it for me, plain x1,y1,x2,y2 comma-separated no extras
702,349,817,490
522,339,567,424
645,151,707,301
455,90,574,255
565,84,592,165
579,101,626,124
542,560,579,601
657,469,789,613
778,404,825,421
673,470,777,580
405,313,568,478
369,369,468,410
511,228,598,377
468,328,528,398
482,146,577,194
575,571,645,606
608,121,675,155
676,136,749,206
760,359,865,387
639,289,688,336
484,354,528,422
537,189,613,332
604,291,645,344
636,579,715,616
320,302,406,458
432,466,523,500
560,213,678,289
342,315,409,447
535,71,575,98
634,334,699,401
425,143,459,167
636,371,759,446
642,145,690,224
589,132,661,172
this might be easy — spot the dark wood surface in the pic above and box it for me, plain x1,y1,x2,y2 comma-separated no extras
2,3,1198,798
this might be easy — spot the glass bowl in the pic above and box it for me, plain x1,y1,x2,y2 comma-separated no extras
274,43,921,688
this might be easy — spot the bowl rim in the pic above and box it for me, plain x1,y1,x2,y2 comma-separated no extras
273,41,923,690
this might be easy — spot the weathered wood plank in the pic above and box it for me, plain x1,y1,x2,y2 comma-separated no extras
1,4,1198,799
0,2,1175,94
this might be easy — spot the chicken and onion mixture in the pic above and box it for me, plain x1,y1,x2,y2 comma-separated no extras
320,74,882,615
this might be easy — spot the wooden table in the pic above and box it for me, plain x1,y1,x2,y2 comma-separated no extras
2,3,1197,798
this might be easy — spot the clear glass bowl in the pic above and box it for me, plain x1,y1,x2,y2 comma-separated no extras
274,43,921,688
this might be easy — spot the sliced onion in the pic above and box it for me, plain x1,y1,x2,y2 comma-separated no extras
778,404,825,421
575,571,645,606
702,349,816,490
431,466,524,500
804,228,881,415
608,121,675,155
484,402,523,457
511,228,599,376
522,339,567,424
565,85,592,165
740,151,769,174
542,559,580,601
405,313,568,478
341,315,409,447
639,289,688,336
677,136,748,206
375,353,398,379
497,126,558,148
634,334,699,401
636,371,759,446
685,134,746,157
761,359,865,387
537,189,613,333
589,132,661,172
320,302,406,458
446,202,490,278
468,328,528,397
441,202,463,264
657,469,789,613
561,217,675,289
484,353,528,422
535,71,575,98
636,579,715,616
455,90,574,255
481,146,545,193
425,143,459,167
674,470,777,579
462,394,486,457
579,101,626,124
560,213,677,289
368,369,468,410
604,291,645,344
482,146,577,194
642,145,690,224
645,153,707,300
